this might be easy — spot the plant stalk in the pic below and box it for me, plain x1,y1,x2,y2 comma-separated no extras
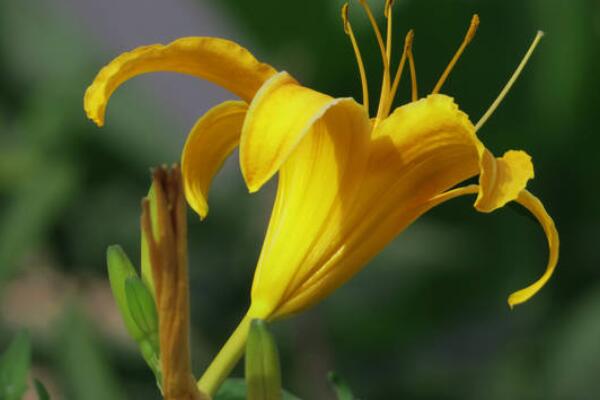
197,314,252,396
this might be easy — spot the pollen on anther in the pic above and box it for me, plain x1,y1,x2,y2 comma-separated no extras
384,0,395,18
341,3,350,34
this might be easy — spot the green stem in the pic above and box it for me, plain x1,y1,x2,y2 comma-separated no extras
197,314,252,396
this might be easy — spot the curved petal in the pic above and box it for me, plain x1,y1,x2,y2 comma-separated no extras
507,190,559,308
248,98,371,319
429,186,558,309
240,71,350,192
181,101,248,219
475,149,534,212
84,37,276,126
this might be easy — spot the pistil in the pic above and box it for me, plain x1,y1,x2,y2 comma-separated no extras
475,31,544,131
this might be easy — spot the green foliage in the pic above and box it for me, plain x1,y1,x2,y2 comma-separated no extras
328,372,355,400
56,309,125,400
0,164,76,282
34,379,51,400
0,332,31,400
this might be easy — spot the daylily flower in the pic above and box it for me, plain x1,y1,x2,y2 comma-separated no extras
85,0,558,395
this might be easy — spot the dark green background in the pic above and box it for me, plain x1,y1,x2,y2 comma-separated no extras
0,0,598,398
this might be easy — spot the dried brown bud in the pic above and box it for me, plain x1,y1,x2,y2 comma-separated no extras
141,165,208,400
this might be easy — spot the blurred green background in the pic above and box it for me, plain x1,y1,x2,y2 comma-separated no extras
0,0,598,398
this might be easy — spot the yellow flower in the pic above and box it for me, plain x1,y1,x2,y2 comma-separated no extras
85,1,558,395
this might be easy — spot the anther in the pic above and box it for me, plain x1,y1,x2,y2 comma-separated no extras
475,31,544,131
384,0,395,19
341,3,370,112
432,14,479,94
341,3,351,34
384,0,394,62
358,0,388,70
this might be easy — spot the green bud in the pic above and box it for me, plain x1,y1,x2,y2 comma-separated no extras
124,277,159,351
140,183,159,297
106,245,143,341
245,319,282,400
139,339,162,391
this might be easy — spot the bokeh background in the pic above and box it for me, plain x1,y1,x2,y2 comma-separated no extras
1,0,599,398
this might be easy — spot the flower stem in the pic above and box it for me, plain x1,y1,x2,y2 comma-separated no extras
197,314,252,396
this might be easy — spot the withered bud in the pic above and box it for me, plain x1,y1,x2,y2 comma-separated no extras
141,165,208,400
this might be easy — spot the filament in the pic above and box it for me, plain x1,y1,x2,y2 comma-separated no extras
407,37,418,102
475,31,544,131
358,0,389,71
386,29,413,115
342,3,370,111
375,0,395,120
432,14,479,94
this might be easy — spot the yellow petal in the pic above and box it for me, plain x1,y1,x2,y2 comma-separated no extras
181,101,248,219
248,98,371,319
240,71,350,192
272,95,483,317
507,190,559,308
475,149,534,212
430,185,558,308
84,37,276,126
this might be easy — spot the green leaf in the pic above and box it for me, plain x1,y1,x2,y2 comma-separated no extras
0,332,31,400
245,319,282,400
106,245,144,341
34,379,50,400
328,372,355,400
215,379,300,400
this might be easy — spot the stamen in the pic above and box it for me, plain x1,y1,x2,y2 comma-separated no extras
475,31,544,131
358,0,389,71
385,30,413,115
375,0,395,121
432,14,479,94
384,0,394,18
342,3,370,112
384,0,394,62
407,35,418,102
